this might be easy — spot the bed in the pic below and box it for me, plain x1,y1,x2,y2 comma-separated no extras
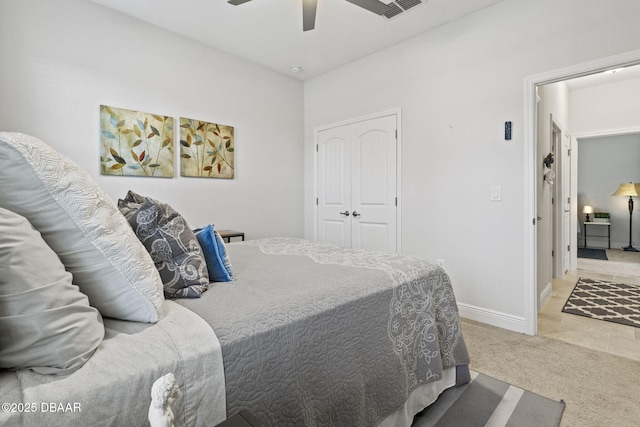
0,132,469,426
178,237,470,426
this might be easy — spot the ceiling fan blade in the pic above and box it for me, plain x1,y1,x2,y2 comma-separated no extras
227,0,252,5
345,0,391,15
302,0,318,31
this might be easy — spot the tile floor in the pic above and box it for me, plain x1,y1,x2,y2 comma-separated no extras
538,248,640,361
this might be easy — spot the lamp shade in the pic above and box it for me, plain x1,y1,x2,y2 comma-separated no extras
612,182,640,197
583,205,594,214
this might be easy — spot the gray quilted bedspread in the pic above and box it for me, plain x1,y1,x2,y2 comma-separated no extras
0,300,225,427
177,238,469,426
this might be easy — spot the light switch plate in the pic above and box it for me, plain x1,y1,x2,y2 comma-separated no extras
491,186,502,201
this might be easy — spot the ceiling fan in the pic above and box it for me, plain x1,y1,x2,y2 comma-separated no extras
227,0,393,31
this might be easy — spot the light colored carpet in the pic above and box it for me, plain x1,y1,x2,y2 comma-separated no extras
461,318,640,427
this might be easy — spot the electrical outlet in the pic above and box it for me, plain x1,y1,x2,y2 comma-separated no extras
436,259,446,270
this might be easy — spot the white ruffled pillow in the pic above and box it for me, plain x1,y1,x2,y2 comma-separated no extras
0,132,164,323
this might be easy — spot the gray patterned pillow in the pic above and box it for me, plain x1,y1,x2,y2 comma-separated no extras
118,191,209,298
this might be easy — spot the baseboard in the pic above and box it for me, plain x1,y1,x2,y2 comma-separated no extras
539,282,553,308
458,303,527,334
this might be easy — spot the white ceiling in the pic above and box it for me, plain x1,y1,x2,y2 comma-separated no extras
90,0,505,80
564,63,640,90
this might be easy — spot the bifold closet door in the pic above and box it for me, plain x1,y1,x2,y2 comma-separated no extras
317,115,397,252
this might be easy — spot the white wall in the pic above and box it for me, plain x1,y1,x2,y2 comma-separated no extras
303,0,640,331
0,0,305,239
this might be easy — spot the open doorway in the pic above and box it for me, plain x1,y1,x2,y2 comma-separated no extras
571,131,640,278
524,50,640,336
531,59,640,359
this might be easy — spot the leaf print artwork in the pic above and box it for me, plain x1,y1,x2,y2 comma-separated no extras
100,105,174,177
180,117,234,179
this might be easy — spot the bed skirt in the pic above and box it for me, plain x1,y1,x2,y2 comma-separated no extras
379,365,470,426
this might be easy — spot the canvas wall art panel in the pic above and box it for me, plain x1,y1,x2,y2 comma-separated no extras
180,118,234,179
100,105,174,178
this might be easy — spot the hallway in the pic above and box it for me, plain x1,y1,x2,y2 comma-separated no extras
538,249,640,361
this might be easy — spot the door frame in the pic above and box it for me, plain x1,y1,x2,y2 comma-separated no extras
524,49,640,335
313,108,402,252
551,116,571,278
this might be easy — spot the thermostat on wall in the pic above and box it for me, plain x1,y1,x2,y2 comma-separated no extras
505,121,512,140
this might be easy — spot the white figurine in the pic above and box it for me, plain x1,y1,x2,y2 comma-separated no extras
148,373,181,427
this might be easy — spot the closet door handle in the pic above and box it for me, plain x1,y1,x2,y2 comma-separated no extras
339,211,350,216
352,211,361,217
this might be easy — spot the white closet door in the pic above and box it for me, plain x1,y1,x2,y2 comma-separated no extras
317,128,352,248
350,115,397,251
316,114,397,252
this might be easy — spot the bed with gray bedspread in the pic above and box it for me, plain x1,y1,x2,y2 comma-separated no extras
177,237,470,426
0,301,226,427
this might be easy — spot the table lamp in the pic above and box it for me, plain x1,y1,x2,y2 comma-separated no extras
583,205,593,222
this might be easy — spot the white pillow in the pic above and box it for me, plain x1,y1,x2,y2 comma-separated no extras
0,132,163,323
0,207,105,374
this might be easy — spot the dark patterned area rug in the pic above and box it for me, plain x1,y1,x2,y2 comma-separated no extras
577,247,608,260
562,277,640,328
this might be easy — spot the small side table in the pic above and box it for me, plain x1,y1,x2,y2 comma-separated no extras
218,230,245,243
583,222,610,249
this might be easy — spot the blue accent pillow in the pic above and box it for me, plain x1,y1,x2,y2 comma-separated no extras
194,225,234,282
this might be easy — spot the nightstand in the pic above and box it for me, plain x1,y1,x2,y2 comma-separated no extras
583,222,610,249
217,230,245,243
